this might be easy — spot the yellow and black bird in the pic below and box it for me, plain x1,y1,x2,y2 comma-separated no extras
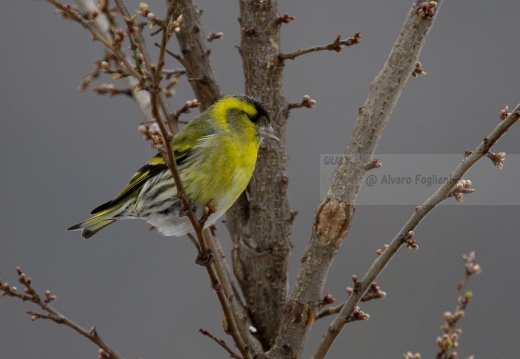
68,95,279,239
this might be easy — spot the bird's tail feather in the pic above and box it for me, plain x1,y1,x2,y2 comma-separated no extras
68,208,119,239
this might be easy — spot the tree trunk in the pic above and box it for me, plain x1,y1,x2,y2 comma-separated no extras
226,0,293,350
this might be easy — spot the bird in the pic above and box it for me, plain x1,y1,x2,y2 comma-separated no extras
68,95,279,240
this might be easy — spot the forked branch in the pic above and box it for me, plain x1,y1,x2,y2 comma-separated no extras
314,104,520,358
271,2,445,357
0,268,122,359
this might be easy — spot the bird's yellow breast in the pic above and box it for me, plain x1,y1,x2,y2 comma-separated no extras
180,132,260,211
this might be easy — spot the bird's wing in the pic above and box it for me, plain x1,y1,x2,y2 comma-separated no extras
89,129,204,215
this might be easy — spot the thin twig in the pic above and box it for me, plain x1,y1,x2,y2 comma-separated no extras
47,0,146,87
314,104,520,358
111,0,175,127
74,0,154,123
158,95,178,133
146,6,211,264
151,6,176,133
150,90,204,248
316,281,386,320
316,304,344,320
0,268,122,359
160,44,217,104
278,32,361,63
202,230,254,359
92,84,133,97
114,0,143,73
435,252,481,358
286,95,316,112
199,328,242,359
113,0,152,73
205,231,263,355
171,99,201,121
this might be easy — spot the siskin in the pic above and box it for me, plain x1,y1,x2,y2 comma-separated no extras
68,95,279,239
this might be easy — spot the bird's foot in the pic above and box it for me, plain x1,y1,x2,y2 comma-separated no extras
195,248,214,266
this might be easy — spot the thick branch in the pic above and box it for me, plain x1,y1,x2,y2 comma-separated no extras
171,0,221,109
314,103,520,358
270,1,444,358
228,0,293,350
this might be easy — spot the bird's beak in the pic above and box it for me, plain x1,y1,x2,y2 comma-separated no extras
259,124,280,141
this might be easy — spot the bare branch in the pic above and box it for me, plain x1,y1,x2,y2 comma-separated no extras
314,104,520,358
316,305,343,321
141,4,213,268
92,84,133,97
205,232,264,355
1,268,122,359
159,44,216,108
286,95,316,111
435,252,481,359
49,0,145,86
74,0,154,122
113,0,153,72
277,14,295,24
171,99,201,122
202,231,255,359
206,32,224,42
77,58,104,92
278,33,361,63
199,328,242,359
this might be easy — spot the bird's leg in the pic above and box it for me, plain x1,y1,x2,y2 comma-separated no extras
179,199,196,217
187,233,214,266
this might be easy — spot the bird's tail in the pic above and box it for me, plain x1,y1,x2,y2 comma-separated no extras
67,202,126,239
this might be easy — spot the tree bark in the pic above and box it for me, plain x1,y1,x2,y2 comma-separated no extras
226,0,293,350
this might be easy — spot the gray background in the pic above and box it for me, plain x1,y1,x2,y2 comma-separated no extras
2,1,519,358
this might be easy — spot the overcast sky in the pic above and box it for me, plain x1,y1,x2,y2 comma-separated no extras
2,1,519,358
